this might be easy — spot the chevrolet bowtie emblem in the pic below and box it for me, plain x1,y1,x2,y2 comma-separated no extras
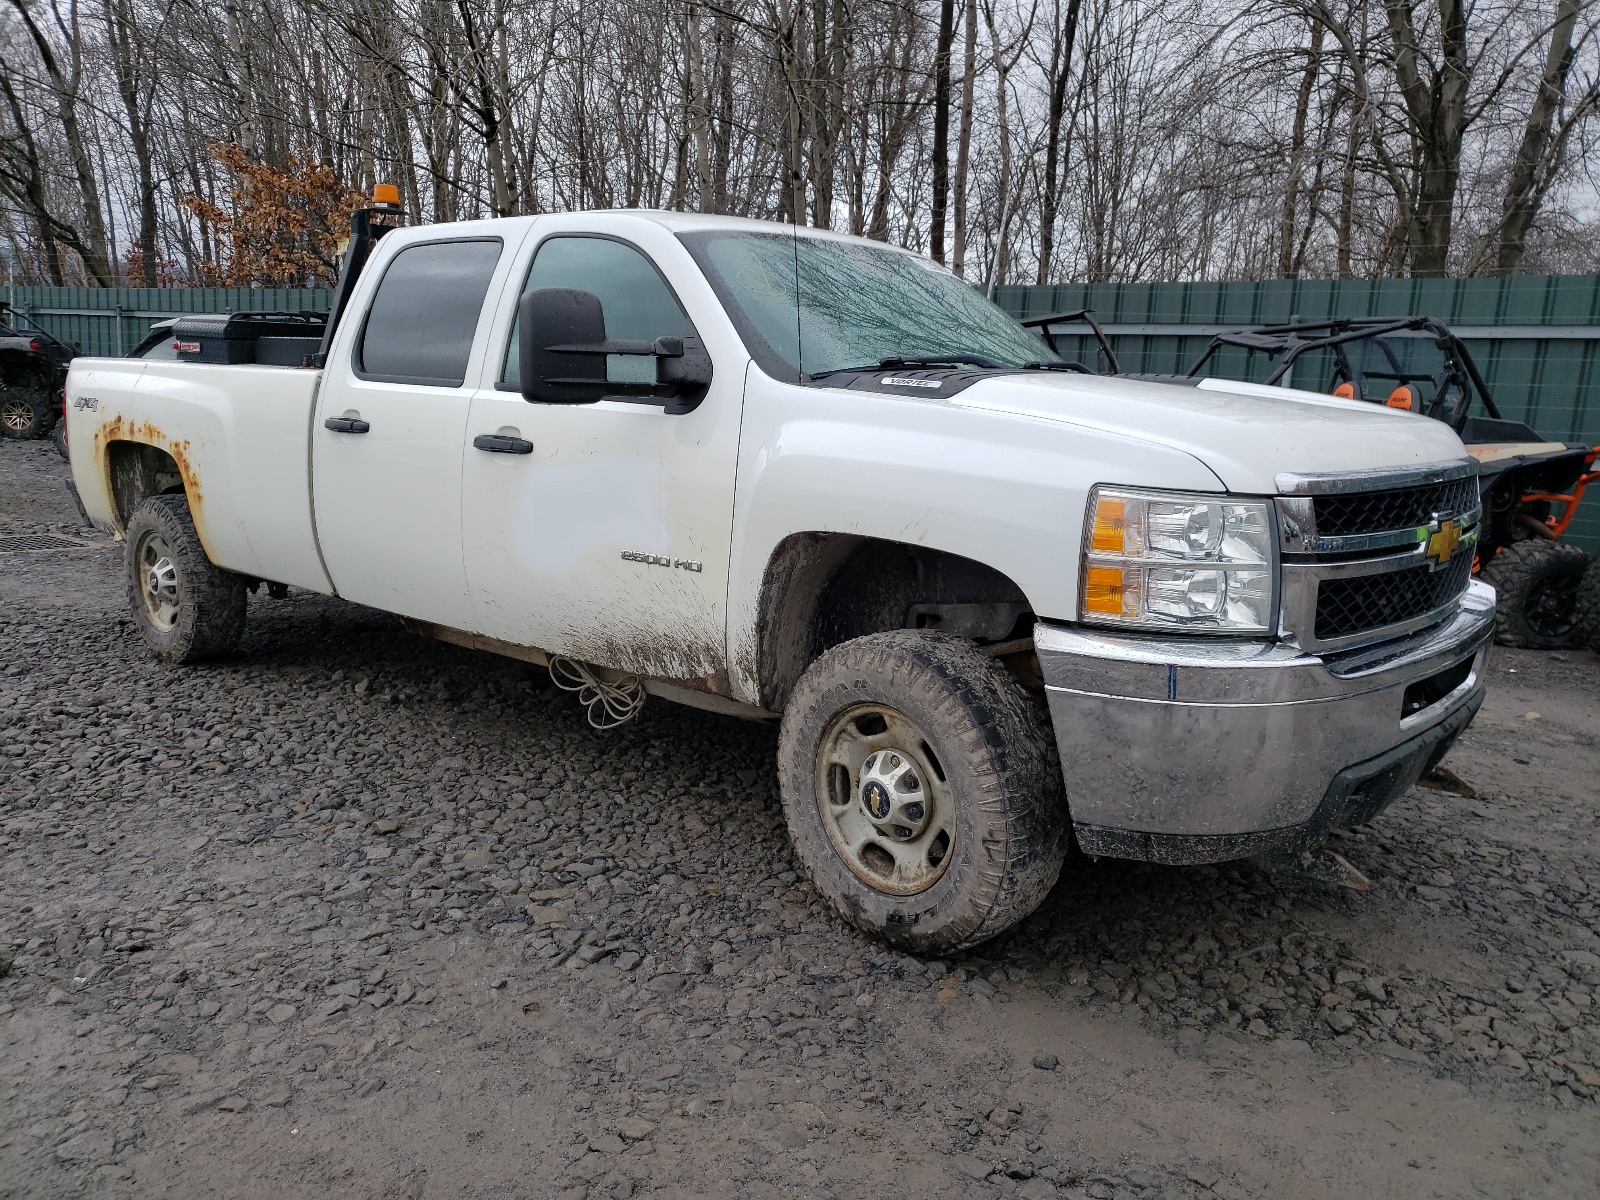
1424,517,1462,566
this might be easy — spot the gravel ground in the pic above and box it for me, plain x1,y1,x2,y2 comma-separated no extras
3,437,1599,1199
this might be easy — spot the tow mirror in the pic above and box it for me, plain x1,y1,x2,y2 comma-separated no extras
518,288,609,404
517,286,714,411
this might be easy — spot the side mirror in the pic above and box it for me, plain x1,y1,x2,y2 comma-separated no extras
517,286,714,412
518,288,609,404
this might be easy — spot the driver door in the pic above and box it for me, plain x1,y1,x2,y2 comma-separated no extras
459,221,744,687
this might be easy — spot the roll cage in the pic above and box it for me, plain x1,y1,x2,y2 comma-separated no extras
1182,316,1502,433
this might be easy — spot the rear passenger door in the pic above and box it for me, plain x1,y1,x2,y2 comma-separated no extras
314,235,511,629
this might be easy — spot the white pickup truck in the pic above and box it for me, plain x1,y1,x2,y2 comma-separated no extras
66,201,1494,954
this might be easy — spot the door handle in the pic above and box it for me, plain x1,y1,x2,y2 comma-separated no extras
473,434,533,455
324,416,370,434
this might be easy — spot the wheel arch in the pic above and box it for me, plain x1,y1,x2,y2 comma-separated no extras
105,439,194,527
750,532,1040,711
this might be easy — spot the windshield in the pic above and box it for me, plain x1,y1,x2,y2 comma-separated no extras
678,230,1055,381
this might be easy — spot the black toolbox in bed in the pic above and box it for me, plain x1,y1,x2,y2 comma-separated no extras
172,312,326,366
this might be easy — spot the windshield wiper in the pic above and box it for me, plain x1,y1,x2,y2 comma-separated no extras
1022,360,1095,374
809,353,1009,381
881,353,1008,370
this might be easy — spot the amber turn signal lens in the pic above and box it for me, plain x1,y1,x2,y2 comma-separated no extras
1091,497,1127,553
1386,385,1415,410
1083,565,1127,613
372,182,401,206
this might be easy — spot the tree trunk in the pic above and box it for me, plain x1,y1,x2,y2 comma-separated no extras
456,0,514,217
929,0,956,262
1495,0,1582,273
1035,0,1082,285
104,0,160,285
1382,0,1470,276
951,0,977,276
684,2,713,213
769,0,806,224
1276,20,1324,280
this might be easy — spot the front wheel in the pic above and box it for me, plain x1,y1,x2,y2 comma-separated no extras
778,631,1067,955
1482,539,1589,649
125,494,247,662
1577,557,1600,655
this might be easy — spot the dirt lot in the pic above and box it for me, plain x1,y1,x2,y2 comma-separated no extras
2,437,1598,1200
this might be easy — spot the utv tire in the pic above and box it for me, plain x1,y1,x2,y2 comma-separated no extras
0,390,50,440
125,494,247,663
1482,539,1589,649
51,414,68,460
1577,557,1600,655
778,630,1067,955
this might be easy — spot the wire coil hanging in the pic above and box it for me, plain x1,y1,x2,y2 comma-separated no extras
548,656,647,729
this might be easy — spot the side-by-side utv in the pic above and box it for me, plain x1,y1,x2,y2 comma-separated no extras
0,301,75,443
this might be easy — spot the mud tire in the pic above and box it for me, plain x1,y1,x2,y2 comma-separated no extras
1482,539,1589,649
51,413,68,461
1576,556,1600,655
778,630,1067,955
124,494,247,663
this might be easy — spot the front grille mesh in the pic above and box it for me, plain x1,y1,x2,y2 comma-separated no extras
1314,553,1473,640
1314,477,1477,536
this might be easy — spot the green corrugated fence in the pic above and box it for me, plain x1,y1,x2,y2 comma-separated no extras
7,276,1597,549
995,274,1600,552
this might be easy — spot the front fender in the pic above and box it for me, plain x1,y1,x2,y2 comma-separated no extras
725,367,1226,704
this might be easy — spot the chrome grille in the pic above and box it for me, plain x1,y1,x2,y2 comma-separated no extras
1314,553,1473,641
1277,460,1480,652
1313,477,1478,537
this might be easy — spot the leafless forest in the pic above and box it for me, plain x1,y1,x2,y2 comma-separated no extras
2,0,1599,289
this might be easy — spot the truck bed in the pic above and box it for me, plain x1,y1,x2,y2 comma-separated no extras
67,359,333,594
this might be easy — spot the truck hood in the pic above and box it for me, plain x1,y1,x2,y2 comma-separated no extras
951,372,1469,494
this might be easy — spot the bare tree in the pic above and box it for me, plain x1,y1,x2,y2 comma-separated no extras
5,0,114,283
1492,0,1600,271
0,0,1596,288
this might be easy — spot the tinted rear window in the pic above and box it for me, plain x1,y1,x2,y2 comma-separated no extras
358,239,503,386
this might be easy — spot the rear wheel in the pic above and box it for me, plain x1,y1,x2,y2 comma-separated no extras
0,390,50,440
125,494,247,662
51,411,68,460
778,631,1066,955
1482,539,1589,649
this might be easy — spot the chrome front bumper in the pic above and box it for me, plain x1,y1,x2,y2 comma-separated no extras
1037,579,1495,864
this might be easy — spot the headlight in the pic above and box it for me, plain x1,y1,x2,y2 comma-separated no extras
1080,487,1276,633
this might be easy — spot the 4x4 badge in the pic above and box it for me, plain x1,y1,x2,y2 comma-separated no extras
1423,516,1462,567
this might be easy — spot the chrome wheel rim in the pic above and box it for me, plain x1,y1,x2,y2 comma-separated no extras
815,704,954,895
1,397,33,435
136,530,180,631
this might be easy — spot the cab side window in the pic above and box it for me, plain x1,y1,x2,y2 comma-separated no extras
501,236,689,391
358,238,503,387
